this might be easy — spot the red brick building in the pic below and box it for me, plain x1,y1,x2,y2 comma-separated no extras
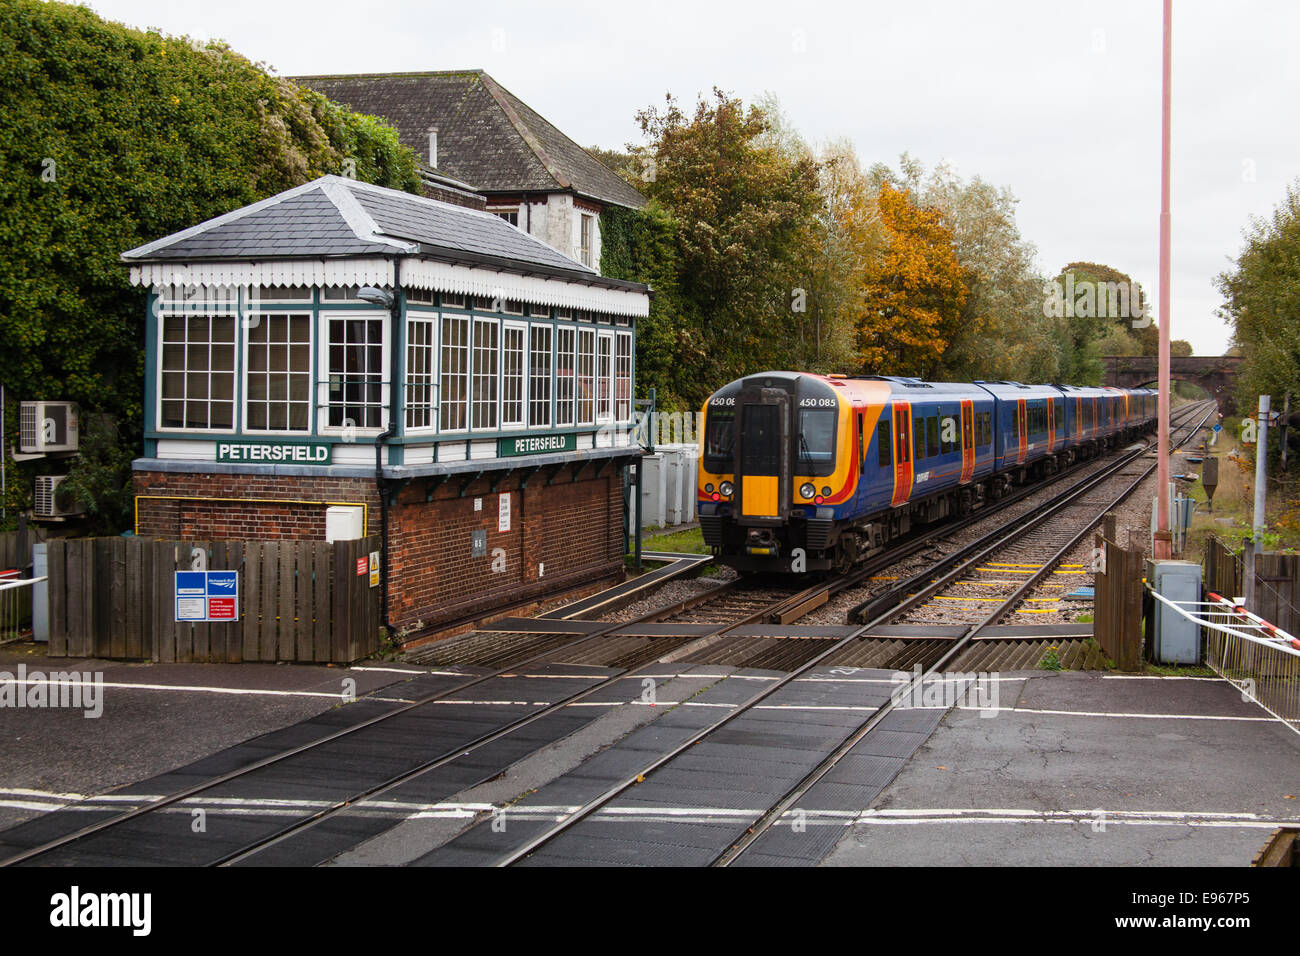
124,175,648,641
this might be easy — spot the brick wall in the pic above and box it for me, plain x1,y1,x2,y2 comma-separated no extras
133,471,380,540
388,462,626,632
133,461,628,637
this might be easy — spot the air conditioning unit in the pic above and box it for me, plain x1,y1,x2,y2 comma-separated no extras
34,476,84,519
20,402,79,453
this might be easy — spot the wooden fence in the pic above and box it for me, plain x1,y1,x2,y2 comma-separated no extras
1093,532,1144,671
1204,537,1242,604
45,535,381,663
0,529,33,639
1203,537,1300,637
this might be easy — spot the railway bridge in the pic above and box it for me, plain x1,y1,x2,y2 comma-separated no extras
1103,354,1241,415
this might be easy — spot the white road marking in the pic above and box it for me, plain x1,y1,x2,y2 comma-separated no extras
958,705,1279,722
0,678,366,701
8,787,1293,832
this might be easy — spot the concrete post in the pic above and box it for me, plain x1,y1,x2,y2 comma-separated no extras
1244,394,1270,608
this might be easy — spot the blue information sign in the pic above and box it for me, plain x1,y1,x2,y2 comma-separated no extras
175,570,240,622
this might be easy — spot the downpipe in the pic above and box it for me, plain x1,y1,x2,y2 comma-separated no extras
375,257,404,645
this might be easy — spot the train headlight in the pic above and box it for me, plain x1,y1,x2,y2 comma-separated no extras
719,481,734,497
800,483,815,499
821,486,832,497
705,483,714,493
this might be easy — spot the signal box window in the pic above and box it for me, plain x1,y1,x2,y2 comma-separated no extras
160,314,235,430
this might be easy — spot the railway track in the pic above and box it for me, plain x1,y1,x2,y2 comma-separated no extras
454,401,1217,867
0,403,1214,867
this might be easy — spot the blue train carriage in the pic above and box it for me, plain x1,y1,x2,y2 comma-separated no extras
697,372,997,574
973,381,1074,484
1054,384,1117,457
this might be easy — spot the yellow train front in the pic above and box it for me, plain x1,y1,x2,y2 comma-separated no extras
697,371,899,574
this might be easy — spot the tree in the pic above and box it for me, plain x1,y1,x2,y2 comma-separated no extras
1044,261,1153,385
0,0,421,529
1216,180,1300,410
633,89,823,403
912,161,1057,383
805,139,886,373
855,183,968,377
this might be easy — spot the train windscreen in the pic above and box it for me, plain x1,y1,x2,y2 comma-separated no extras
703,407,735,471
796,408,836,476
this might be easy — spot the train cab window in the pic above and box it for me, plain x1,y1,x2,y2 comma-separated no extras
703,407,735,471
927,415,939,457
795,407,836,477
877,419,892,468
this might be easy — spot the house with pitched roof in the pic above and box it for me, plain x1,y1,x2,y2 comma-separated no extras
294,70,646,274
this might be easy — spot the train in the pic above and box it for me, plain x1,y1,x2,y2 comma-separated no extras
696,373,1158,574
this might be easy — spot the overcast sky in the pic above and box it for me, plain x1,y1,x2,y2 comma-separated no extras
86,0,1300,356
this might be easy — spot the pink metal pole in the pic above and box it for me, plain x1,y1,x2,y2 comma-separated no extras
1154,0,1173,559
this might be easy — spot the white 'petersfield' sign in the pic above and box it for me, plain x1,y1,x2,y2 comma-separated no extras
217,441,331,464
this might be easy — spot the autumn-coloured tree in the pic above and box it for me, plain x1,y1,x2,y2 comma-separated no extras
855,183,968,376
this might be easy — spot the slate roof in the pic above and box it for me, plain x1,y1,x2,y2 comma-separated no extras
292,70,647,210
121,176,644,291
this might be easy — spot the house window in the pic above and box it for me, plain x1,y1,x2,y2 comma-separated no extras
502,322,526,428
615,331,632,422
556,325,575,427
596,331,613,423
159,314,235,430
246,313,311,431
440,314,469,431
406,316,437,431
579,214,594,268
472,317,499,429
492,208,519,228
326,315,385,429
576,326,595,425
529,325,552,427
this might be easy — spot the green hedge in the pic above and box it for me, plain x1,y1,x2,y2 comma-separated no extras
0,0,421,529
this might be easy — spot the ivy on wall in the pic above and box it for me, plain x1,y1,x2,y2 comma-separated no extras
0,0,421,530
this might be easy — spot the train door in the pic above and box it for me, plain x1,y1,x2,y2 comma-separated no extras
1047,397,1056,452
1016,399,1027,464
959,400,975,482
890,402,913,507
735,388,791,523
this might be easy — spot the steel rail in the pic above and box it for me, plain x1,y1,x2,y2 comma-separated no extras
713,401,1216,864
0,561,742,866
491,404,1213,866
214,412,1191,865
